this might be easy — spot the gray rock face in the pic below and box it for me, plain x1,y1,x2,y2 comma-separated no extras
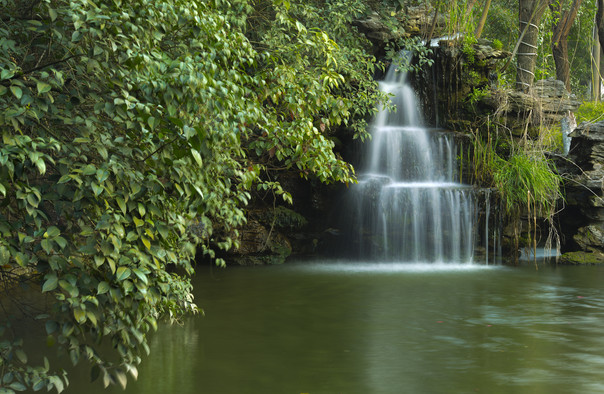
483,79,580,124
534,78,581,114
559,121,604,260
227,218,292,265
353,5,445,44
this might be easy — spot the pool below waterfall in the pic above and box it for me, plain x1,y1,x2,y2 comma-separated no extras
63,261,604,394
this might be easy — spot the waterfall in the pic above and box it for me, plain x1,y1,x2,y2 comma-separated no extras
344,53,476,263
561,112,577,156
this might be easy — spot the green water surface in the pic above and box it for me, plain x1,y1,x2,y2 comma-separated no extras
57,261,604,394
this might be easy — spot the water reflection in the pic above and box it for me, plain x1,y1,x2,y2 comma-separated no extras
60,262,604,394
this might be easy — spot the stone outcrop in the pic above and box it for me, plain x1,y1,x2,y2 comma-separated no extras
558,121,604,263
354,4,445,49
476,79,581,138
225,219,292,265
492,79,580,117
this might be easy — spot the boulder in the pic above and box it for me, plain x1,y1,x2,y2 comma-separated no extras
227,219,292,265
559,251,604,264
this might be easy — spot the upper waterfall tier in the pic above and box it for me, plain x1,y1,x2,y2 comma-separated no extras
365,58,459,183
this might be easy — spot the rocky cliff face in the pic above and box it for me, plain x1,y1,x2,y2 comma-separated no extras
558,121,604,263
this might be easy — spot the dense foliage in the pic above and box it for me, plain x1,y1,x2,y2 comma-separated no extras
0,0,384,391
436,0,595,96
481,0,595,96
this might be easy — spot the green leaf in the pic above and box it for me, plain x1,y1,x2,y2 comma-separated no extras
147,116,157,130
114,370,127,390
14,252,28,267
45,226,61,238
48,6,58,21
41,239,53,254
9,381,27,391
156,223,170,239
0,183,6,197
116,197,127,214
26,193,39,207
1,68,14,80
48,375,64,393
87,311,98,326
91,182,103,196
141,236,151,250
191,149,203,167
54,236,67,249
108,258,116,274
59,280,79,298
37,81,52,95
132,268,148,285
73,308,86,323
116,266,131,281
138,203,146,217
35,158,46,174
96,168,109,183
82,164,96,175
10,86,22,99
94,255,104,267
58,174,72,184
42,273,58,292
123,279,134,293
90,365,101,383
46,320,58,334
97,281,110,294
14,349,27,364
100,241,114,256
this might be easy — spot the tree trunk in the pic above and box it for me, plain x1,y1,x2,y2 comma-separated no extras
552,38,570,90
516,0,548,92
550,0,583,92
597,0,604,46
475,0,493,38
594,27,602,100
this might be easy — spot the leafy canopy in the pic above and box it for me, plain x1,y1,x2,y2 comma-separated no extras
0,0,383,392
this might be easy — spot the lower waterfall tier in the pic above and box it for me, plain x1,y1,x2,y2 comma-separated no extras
345,180,475,262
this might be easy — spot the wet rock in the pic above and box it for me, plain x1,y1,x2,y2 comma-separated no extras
227,219,292,265
558,120,604,258
574,225,604,253
559,251,604,264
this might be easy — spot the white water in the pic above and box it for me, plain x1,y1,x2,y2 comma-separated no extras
288,261,498,273
347,53,475,262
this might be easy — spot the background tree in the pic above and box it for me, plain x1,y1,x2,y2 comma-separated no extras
550,0,584,91
594,0,604,98
475,0,494,38
517,0,550,91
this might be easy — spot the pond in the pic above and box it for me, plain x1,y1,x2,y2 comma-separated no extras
61,260,604,394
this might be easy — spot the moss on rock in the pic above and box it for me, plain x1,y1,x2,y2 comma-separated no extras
559,251,604,265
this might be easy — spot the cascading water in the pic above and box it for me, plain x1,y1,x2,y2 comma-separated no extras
345,54,475,263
